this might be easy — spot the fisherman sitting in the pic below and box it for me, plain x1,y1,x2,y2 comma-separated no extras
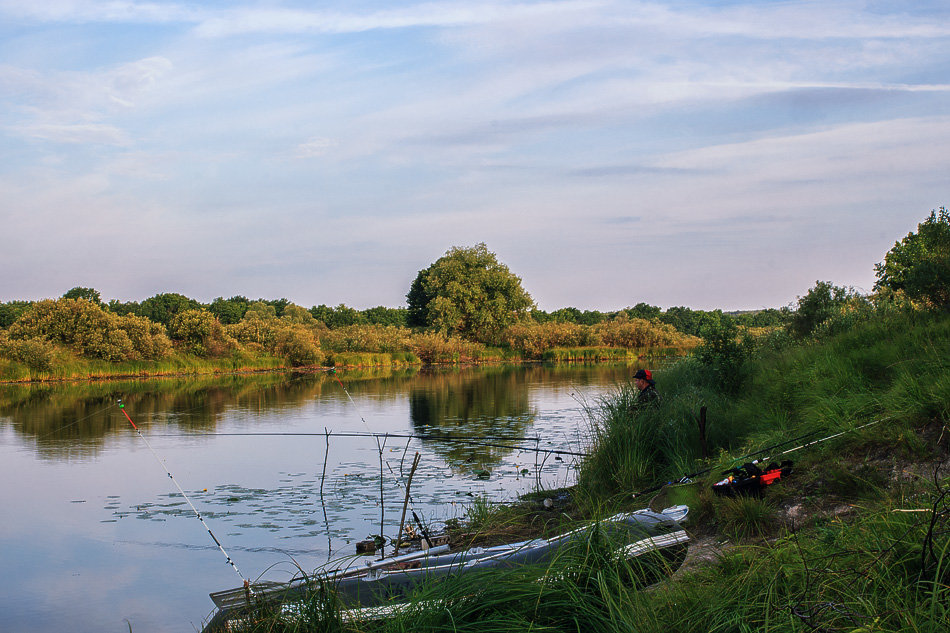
632,369,660,410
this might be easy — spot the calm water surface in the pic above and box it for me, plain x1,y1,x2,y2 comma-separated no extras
0,364,635,632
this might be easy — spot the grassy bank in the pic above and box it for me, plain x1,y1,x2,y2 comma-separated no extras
0,352,289,383
225,307,949,633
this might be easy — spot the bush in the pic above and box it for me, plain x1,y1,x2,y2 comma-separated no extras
789,281,861,339
116,313,173,359
274,326,323,366
0,334,57,372
8,298,168,362
226,318,280,350
500,321,596,358
167,309,236,357
319,324,411,354
695,319,754,393
408,331,489,364
593,315,699,349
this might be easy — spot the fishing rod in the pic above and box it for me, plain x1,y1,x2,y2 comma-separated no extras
117,400,252,594
632,417,891,499
755,417,891,464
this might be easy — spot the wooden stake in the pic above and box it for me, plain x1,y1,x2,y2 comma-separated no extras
698,406,709,459
393,452,421,556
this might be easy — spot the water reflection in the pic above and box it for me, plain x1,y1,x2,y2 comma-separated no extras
409,366,534,469
0,363,636,462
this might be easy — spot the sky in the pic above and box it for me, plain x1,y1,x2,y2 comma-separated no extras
1,0,948,312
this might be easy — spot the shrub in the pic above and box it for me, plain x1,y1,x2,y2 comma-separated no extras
274,326,322,366
116,313,173,359
244,301,278,321
9,298,147,361
0,334,57,372
593,315,698,349
226,318,280,350
500,321,596,358
408,331,488,364
319,324,412,354
281,304,316,325
788,281,861,338
695,319,754,393
167,309,236,357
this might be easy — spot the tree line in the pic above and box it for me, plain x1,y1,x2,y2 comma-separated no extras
1,207,945,375
0,287,789,335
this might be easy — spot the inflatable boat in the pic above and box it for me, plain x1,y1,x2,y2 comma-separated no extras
203,505,689,632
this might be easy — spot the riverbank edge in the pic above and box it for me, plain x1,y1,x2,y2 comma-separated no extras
0,346,683,385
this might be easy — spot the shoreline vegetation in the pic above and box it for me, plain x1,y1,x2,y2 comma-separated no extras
1,242,794,383
0,293,773,384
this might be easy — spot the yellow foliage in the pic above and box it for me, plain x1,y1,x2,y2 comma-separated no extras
8,298,172,361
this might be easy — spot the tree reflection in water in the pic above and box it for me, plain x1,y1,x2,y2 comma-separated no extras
409,367,536,472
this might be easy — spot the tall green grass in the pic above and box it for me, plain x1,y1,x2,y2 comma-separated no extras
578,310,950,503
327,351,420,368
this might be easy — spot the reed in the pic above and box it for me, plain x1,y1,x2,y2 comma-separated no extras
542,346,637,362
327,352,420,368
0,352,287,383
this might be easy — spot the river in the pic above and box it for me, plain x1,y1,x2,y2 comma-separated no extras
0,363,635,632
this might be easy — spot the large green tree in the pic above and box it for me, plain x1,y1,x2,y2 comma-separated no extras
208,296,250,324
62,286,102,305
407,243,534,344
137,292,201,326
874,208,950,311
0,301,32,327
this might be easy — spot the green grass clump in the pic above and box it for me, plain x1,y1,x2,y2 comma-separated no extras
542,346,637,362
327,352,420,368
0,352,289,383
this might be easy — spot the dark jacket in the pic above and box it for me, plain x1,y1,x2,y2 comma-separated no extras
635,384,660,409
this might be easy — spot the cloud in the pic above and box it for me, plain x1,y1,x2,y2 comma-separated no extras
1,56,173,146
0,0,198,24
14,122,130,145
192,1,604,37
295,137,338,158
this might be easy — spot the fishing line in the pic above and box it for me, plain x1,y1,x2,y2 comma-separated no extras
327,369,375,435
30,369,308,442
326,372,426,532
117,400,251,590
151,431,586,458
33,400,121,441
